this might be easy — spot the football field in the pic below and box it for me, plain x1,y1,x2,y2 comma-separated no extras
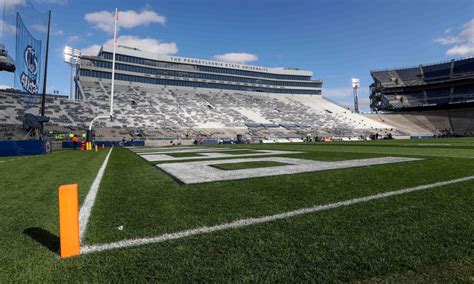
1,138,473,281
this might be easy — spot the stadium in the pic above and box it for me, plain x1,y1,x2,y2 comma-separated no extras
368,58,474,136
0,0,473,282
2,43,397,143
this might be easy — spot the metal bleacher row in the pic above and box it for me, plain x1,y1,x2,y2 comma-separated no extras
0,78,399,140
371,57,474,88
380,84,474,109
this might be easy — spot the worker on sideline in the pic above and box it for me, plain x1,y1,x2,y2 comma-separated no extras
72,135,79,150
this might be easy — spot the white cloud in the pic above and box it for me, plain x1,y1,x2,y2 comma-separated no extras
2,0,66,10
67,35,81,42
0,20,16,36
434,19,474,56
434,36,462,45
84,9,166,33
323,87,371,112
30,24,64,36
33,0,67,4
0,84,13,90
81,44,102,56
446,44,474,57
2,0,66,12
459,19,474,41
323,87,352,98
213,53,258,64
3,0,26,9
81,35,178,56
31,24,48,33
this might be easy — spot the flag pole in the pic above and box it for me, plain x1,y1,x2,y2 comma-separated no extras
110,7,118,119
40,10,51,135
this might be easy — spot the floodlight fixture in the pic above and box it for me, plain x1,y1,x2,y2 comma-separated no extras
352,78,360,88
63,46,81,100
352,78,360,113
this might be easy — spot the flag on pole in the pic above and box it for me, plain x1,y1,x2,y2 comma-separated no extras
110,8,118,118
115,10,119,43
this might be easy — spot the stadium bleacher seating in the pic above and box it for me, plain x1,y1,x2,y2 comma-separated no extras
425,88,451,105
0,78,398,140
452,84,474,103
370,57,474,122
422,62,452,81
453,58,474,75
393,67,422,85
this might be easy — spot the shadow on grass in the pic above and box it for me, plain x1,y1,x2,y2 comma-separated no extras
23,227,59,255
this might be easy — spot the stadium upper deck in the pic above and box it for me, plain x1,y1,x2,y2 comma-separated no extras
369,57,474,111
79,45,323,95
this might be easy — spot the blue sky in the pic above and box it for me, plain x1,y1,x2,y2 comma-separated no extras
1,0,473,111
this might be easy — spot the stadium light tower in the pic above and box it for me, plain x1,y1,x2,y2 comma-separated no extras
64,46,81,100
352,78,360,113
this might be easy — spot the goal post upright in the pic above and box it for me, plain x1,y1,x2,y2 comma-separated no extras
87,8,118,146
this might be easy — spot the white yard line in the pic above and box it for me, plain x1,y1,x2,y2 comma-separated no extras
137,148,243,155
79,148,113,242
141,150,302,162
157,156,421,184
80,174,474,255
131,147,211,153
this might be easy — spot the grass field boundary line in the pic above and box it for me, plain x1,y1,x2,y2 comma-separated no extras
80,174,474,255
79,148,113,242
0,157,30,163
0,150,68,163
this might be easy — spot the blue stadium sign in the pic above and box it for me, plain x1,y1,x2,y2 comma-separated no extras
15,13,42,96
19,46,40,95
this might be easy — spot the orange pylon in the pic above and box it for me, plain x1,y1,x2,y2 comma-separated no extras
58,184,80,258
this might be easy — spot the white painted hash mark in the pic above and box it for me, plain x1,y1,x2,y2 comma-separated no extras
79,148,113,243
157,157,421,184
80,175,474,255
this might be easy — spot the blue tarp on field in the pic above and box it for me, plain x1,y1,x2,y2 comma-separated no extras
0,140,47,156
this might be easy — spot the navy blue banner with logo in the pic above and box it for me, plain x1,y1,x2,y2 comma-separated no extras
15,13,42,98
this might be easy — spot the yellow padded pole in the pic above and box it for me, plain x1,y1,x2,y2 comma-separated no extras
58,184,80,258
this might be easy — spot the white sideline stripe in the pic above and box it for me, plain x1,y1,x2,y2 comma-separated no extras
0,150,67,163
79,148,113,242
0,157,28,163
80,175,474,255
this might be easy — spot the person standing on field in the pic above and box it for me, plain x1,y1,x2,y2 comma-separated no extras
72,135,79,150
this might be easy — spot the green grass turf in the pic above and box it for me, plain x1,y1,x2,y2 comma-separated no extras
218,150,257,155
210,160,291,170
209,139,474,159
1,140,473,281
0,149,109,280
165,152,206,157
163,150,258,158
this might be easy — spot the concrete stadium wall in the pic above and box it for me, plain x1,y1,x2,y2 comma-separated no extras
365,106,474,136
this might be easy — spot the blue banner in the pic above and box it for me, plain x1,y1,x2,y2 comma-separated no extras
15,13,42,98
0,140,48,156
